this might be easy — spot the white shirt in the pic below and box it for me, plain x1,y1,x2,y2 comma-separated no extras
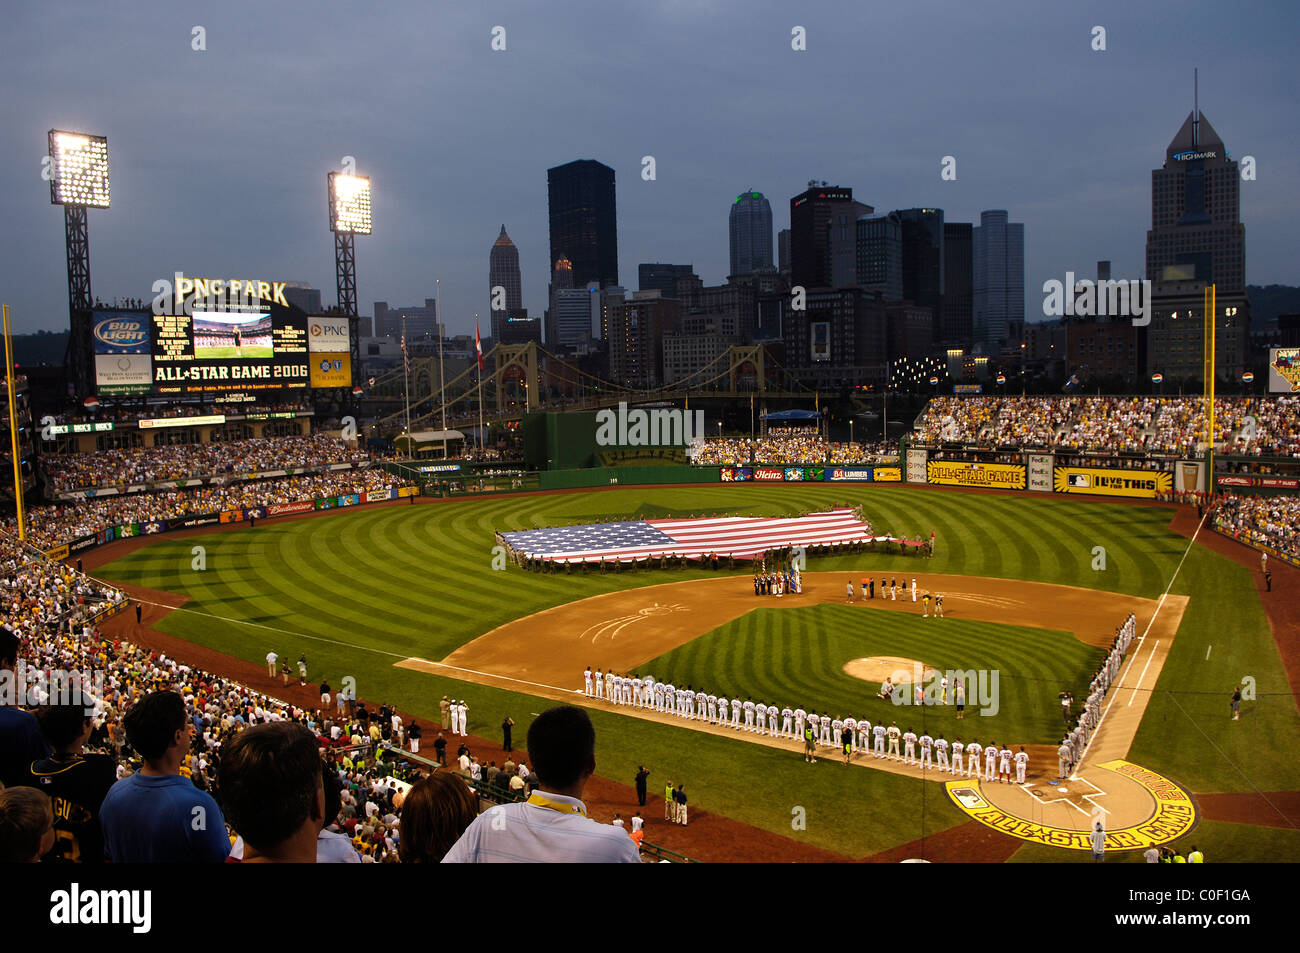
230,830,361,863
631,815,644,832
442,792,642,864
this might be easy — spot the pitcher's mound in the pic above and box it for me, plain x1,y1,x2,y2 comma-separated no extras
844,656,935,686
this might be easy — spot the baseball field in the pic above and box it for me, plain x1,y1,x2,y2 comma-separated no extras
87,483,1300,861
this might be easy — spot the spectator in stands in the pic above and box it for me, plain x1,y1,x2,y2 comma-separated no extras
396,772,479,863
19,701,117,863
442,705,641,863
219,722,324,864
0,630,49,789
99,691,230,862
0,786,56,863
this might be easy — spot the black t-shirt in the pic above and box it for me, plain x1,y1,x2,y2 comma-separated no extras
0,709,50,789
19,752,118,863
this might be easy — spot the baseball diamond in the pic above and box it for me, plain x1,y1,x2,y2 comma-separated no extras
81,480,1300,862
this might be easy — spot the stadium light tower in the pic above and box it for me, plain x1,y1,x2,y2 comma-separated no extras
48,130,110,397
327,171,371,319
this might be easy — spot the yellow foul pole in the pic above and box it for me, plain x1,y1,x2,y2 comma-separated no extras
3,304,25,541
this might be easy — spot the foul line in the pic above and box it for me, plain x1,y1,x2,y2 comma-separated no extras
1070,513,1204,778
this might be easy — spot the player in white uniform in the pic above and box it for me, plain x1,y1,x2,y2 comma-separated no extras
830,716,843,748
951,739,964,775
919,732,933,770
706,693,717,723
887,723,902,760
715,694,728,726
730,696,742,728
742,698,756,731
999,745,1014,783
857,718,871,751
984,743,998,781
584,667,593,697
754,701,766,735
793,707,807,740
934,735,949,771
902,728,918,765
594,669,604,700
873,722,887,758
1014,746,1029,784
966,740,982,776
807,712,820,744
781,706,794,738
767,704,778,736
911,578,917,602
663,681,676,714
843,717,857,752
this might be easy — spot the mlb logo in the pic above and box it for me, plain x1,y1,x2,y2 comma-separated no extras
1068,474,1091,488
950,787,988,810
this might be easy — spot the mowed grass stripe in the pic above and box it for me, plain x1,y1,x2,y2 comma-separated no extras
92,485,1300,859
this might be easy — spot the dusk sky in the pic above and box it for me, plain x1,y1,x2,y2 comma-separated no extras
2,0,1296,336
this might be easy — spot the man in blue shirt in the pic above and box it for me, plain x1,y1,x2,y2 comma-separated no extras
0,631,50,789
99,691,230,862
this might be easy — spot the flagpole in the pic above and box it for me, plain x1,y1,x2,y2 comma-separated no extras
402,316,412,456
437,277,447,459
476,313,485,454
3,305,26,542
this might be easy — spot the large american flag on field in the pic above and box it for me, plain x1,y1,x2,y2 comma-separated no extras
499,508,872,563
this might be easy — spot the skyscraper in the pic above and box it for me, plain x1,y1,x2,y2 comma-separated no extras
728,190,773,277
777,229,791,275
941,222,973,348
789,183,873,289
489,224,523,343
856,213,903,301
1145,108,1244,292
973,210,1024,353
896,208,945,323
547,159,619,292
638,263,695,298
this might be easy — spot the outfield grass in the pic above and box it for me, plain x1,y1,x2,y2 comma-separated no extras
95,483,1300,859
643,608,1100,745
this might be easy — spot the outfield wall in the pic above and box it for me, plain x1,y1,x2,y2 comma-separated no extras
41,485,418,561
540,465,720,490
701,449,1221,499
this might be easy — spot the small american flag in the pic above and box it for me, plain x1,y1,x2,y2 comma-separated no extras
500,508,871,563
401,328,409,376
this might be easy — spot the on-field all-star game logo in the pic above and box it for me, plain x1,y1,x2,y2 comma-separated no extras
1272,349,1300,392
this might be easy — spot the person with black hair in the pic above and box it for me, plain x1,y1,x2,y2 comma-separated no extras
219,722,324,863
98,691,230,862
442,706,640,863
0,630,50,789
18,702,117,863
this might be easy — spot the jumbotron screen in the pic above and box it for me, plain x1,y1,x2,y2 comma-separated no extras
92,304,350,396
152,306,309,395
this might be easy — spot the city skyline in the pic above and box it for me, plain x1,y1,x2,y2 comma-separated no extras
2,1,1296,336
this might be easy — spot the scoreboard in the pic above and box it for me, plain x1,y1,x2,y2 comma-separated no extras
92,304,350,396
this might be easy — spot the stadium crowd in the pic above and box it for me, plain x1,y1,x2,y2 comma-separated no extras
3,468,408,552
0,542,635,863
690,431,898,466
41,434,369,492
1213,493,1300,561
913,395,1300,457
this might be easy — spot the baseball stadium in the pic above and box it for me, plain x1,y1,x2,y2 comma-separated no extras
5,349,1298,863
3,15,1297,878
